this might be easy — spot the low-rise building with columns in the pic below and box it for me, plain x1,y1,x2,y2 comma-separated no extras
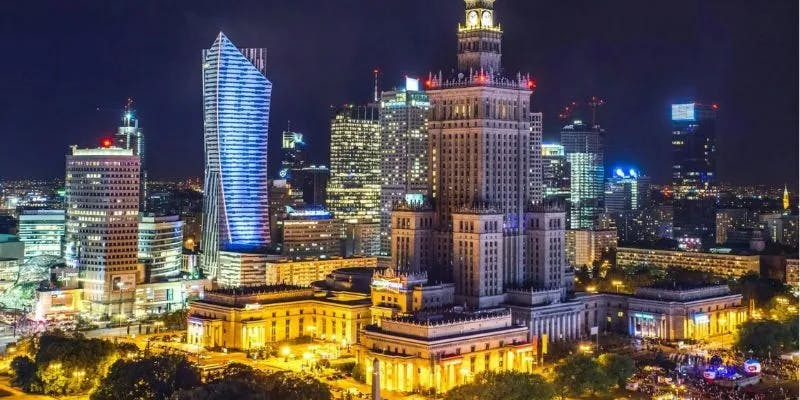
187,284,371,350
356,309,534,394
576,285,747,342
505,288,584,342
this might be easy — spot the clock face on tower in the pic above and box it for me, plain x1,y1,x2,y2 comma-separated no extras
481,11,492,27
468,11,478,27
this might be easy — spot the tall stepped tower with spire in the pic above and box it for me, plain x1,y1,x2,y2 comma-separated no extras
389,0,557,309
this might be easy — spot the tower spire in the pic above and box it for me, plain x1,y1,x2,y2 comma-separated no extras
783,184,790,210
373,68,380,103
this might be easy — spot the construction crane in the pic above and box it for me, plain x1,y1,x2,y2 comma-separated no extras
558,100,579,121
587,96,605,126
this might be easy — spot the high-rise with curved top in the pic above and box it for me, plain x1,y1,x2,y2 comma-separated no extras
200,32,271,281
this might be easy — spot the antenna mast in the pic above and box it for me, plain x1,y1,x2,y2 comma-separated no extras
373,68,380,102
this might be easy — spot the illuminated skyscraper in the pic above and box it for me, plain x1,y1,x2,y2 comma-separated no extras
671,102,717,197
280,130,308,204
115,99,147,211
200,32,271,281
378,77,430,256
671,103,718,245
561,119,604,229
65,145,140,317
298,165,329,207
605,168,650,213
326,104,381,220
542,143,570,199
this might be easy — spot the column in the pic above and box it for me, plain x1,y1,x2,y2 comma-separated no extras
556,316,562,340
565,314,572,340
571,313,577,340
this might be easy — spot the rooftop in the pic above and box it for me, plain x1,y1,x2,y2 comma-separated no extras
425,70,534,91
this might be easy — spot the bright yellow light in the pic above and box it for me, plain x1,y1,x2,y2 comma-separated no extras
459,368,470,375
303,352,313,360
281,346,290,356
586,286,597,293
578,344,592,353
612,280,622,286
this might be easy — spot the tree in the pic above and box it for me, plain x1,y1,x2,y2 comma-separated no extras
598,353,635,388
90,354,201,400
732,273,792,309
261,371,331,400
553,354,611,397
10,356,39,392
171,380,266,400
444,371,555,400
8,332,127,395
735,319,798,358
171,366,331,400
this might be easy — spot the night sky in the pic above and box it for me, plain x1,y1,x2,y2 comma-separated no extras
0,0,796,185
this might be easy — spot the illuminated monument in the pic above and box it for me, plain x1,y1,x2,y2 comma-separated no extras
397,0,546,297
200,32,271,285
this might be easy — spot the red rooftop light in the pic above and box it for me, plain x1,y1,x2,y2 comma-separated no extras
527,79,537,89
101,137,113,148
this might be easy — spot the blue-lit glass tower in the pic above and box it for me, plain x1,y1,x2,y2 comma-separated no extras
200,32,271,280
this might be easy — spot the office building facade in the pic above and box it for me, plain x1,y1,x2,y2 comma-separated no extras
326,105,381,220
280,130,307,203
605,168,650,213
671,103,717,197
566,228,617,269
18,209,65,261
200,32,272,281
616,247,760,277
379,78,430,256
65,145,140,317
138,215,183,281
561,120,604,229
541,144,570,201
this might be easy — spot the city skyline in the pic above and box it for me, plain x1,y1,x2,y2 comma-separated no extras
0,0,796,186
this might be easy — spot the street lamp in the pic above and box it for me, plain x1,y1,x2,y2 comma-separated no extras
460,368,471,384
612,280,623,293
281,346,291,362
